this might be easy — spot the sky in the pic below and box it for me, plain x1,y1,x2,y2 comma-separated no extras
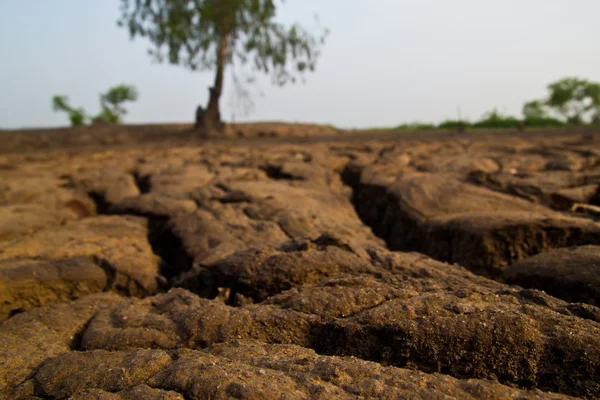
1,0,599,129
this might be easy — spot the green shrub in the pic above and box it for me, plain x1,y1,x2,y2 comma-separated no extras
69,109,87,126
52,84,138,127
438,120,471,130
52,96,89,126
98,84,139,124
394,122,437,130
523,116,566,127
472,109,521,129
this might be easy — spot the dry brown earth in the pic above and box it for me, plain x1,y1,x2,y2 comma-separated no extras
0,123,599,399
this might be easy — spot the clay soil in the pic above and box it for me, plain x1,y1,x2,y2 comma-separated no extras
1,122,600,399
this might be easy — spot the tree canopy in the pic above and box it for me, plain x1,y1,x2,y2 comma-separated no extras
118,0,329,133
544,77,600,124
98,84,139,123
522,100,548,119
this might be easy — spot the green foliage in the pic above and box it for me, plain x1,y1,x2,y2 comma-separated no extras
386,78,600,133
51,85,138,126
101,84,138,108
95,108,121,124
68,110,87,126
523,116,566,127
545,77,600,124
98,84,139,123
119,0,328,84
438,120,471,130
472,109,521,129
51,95,71,114
402,78,600,133
118,0,328,128
522,100,548,119
437,109,564,131
395,122,437,130
52,96,88,126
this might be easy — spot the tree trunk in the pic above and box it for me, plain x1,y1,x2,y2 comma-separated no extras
202,33,228,135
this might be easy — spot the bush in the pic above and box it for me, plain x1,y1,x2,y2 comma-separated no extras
52,84,138,127
472,109,521,129
523,116,566,127
52,96,89,126
438,120,471,130
394,122,437,130
472,118,521,129
68,109,87,126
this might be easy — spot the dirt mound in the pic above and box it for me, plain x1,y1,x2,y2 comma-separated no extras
506,245,600,305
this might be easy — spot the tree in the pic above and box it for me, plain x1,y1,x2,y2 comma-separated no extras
545,77,600,124
97,84,139,124
52,96,88,126
520,99,565,128
522,100,547,119
586,82,600,124
52,84,138,126
117,0,329,135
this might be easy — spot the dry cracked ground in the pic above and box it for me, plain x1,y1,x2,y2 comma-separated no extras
1,128,600,399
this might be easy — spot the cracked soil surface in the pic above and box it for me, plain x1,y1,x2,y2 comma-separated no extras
1,125,600,399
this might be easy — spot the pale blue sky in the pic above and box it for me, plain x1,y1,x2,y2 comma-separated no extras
1,0,599,129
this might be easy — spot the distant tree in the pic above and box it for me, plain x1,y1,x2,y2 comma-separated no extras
117,0,329,135
545,77,600,124
522,115,566,128
52,84,138,126
586,83,600,124
522,99,565,128
522,100,548,119
473,108,521,129
395,122,436,130
97,84,139,124
438,120,470,131
52,96,88,126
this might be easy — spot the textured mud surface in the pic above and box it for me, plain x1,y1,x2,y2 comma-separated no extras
1,127,600,399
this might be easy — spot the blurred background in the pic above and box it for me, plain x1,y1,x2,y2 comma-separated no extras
1,0,599,129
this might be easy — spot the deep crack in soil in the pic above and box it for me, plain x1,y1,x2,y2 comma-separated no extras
86,188,194,286
341,162,600,282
